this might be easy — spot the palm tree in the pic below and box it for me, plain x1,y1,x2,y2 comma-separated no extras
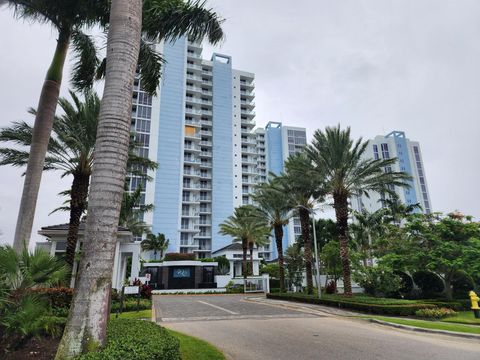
141,233,169,260
58,2,224,357
381,195,422,225
119,186,154,237
305,125,411,296
219,206,270,282
248,229,269,277
253,179,292,292
351,209,387,266
3,0,109,252
4,0,224,253
277,153,323,295
0,92,156,274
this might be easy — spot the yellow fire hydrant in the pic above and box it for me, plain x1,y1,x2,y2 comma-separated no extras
469,291,480,319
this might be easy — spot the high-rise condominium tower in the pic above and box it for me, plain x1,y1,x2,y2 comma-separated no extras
352,131,432,214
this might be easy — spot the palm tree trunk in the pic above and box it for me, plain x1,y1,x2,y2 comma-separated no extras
13,28,71,253
274,224,286,293
242,241,248,279
249,242,254,276
299,207,313,294
55,1,142,358
333,193,352,296
65,173,90,284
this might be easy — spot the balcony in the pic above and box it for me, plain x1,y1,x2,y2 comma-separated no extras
200,161,212,168
200,173,211,179
185,107,203,116
200,140,212,147
200,151,212,157
200,130,212,136
185,118,201,127
182,197,200,203
184,144,200,152
183,170,201,177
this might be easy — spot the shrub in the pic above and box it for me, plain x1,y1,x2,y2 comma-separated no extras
110,299,151,313
164,253,196,261
30,287,73,310
412,271,444,298
260,263,280,279
76,319,180,360
452,272,475,299
225,281,244,294
325,280,337,294
415,307,457,320
354,265,401,297
132,279,152,299
266,293,437,316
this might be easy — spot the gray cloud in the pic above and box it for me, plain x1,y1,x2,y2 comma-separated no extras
0,0,479,245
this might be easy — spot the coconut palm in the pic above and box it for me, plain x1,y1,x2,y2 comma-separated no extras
219,206,270,281
2,0,110,252
351,209,387,266
0,92,156,273
141,233,169,260
305,125,411,296
119,186,154,237
276,153,323,295
253,179,292,292
58,2,224,356
3,0,224,253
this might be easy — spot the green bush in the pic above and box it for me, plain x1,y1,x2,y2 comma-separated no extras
413,271,444,298
225,281,244,294
164,253,196,261
353,265,402,297
76,319,180,360
267,293,437,316
415,307,457,320
30,287,73,309
110,299,151,313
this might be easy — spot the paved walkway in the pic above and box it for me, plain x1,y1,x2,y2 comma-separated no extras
154,294,480,360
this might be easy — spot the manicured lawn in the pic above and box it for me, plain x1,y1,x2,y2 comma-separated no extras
443,311,480,326
167,329,226,360
361,316,480,335
111,309,152,320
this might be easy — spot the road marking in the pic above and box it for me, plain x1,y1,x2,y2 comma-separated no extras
197,300,239,315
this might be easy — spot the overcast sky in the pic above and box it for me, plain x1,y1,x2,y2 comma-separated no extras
1,0,479,245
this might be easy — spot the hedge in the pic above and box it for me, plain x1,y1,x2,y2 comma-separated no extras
267,293,437,316
164,253,196,261
75,319,180,360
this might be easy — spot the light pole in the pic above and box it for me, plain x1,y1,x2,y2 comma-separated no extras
298,205,322,299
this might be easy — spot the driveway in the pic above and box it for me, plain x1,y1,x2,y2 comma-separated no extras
153,294,480,360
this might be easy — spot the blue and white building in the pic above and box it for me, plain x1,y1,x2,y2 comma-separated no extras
352,131,432,214
264,122,307,257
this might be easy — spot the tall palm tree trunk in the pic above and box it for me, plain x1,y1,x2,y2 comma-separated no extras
249,242,254,276
299,207,313,294
274,225,286,292
65,173,90,281
334,193,352,296
242,240,248,279
55,1,142,358
13,29,70,253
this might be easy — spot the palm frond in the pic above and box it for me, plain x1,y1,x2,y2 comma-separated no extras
70,30,100,91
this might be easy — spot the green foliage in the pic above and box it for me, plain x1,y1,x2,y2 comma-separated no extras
75,319,180,360
267,293,436,316
141,233,170,259
110,299,152,313
285,244,305,288
225,281,244,294
260,263,280,279
415,307,457,320
213,255,230,275
353,265,402,297
320,240,343,283
412,271,445,298
30,287,73,310
164,252,196,261
167,329,225,360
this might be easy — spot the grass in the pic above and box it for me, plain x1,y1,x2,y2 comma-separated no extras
361,316,480,335
322,294,419,305
167,329,225,360
443,311,480,325
111,309,152,320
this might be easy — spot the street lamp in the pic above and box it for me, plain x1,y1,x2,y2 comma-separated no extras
297,205,322,299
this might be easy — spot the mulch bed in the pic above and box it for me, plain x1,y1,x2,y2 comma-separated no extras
0,336,59,360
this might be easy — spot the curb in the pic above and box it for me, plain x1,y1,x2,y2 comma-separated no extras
366,318,480,340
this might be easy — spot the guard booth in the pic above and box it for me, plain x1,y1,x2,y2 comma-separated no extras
140,260,217,290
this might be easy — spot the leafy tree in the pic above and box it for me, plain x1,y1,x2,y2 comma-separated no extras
284,243,305,290
353,264,402,297
381,213,480,300
253,178,292,292
320,240,343,288
219,206,270,282
277,153,323,295
306,125,410,296
351,209,387,266
260,263,280,279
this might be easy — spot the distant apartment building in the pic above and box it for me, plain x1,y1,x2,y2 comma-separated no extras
129,38,306,260
265,122,307,257
352,131,432,214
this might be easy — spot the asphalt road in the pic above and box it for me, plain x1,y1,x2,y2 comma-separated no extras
154,295,480,360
